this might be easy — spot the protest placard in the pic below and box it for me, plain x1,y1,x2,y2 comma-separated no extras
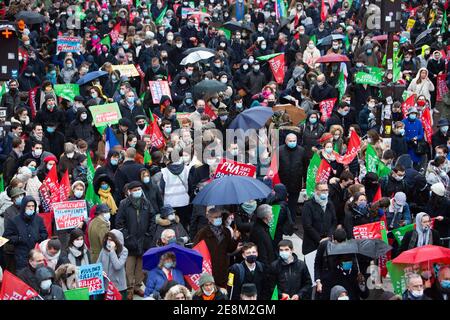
213,158,256,179
54,84,80,102
89,103,122,127
78,263,105,295
149,81,172,104
53,200,88,231
355,71,383,86
111,64,140,77
184,241,212,291
56,36,81,53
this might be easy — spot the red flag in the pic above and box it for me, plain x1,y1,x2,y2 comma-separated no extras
205,104,218,121
135,64,145,80
28,86,39,119
268,54,285,85
144,119,166,149
59,170,71,202
0,270,39,300
19,47,29,75
109,23,121,44
184,241,213,291
105,281,122,300
372,185,382,203
266,152,281,186
315,159,332,183
436,73,449,102
38,212,54,239
38,165,60,212
320,0,328,22
421,107,432,144
335,130,361,165
353,221,383,240
319,98,337,123
401,94,416,118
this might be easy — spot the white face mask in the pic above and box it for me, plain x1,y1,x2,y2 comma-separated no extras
40,279,52,291
337,295,349,300
411,290,423,298
180,79,187,84
73,239,84,248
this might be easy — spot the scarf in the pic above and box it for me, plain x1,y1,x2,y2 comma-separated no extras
415,212,431,247
130,196,142,210
209,225,224,243
98,187,118,214
68,246,90,266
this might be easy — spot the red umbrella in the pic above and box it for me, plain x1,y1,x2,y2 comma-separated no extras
371,34,400,42
392,245,450,265
315,53,350,63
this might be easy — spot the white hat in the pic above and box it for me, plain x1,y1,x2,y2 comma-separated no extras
431,182,446,197
394,192,407,206
71,180,85,191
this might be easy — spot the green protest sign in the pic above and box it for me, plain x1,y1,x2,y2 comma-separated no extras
54,84,80,102
89,103,122,128
64,287,90,300
386,261,406,296
269,205,281,240
392,223,415,245
306,153,321,198
365,144,379,173
355,71,383,86
366,66,385,78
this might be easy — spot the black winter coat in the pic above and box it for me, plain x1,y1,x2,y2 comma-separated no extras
249,218,277,266
3,196,48,270
301,199,337,255
228,261,270,300
380,175,408,197
278,144,307,193
399,229,442,254
142,181,164,214
45,130,65,158
34,107,66,131
118,103,146,132
1,91,21,119
17,264,40,291
432,130,449,151
65,108,96,149
114,160,145,200
300,120,325,159
115,197,156,256
425,196,450,238
270,254,312,299
321,266,369,300
391,133,409,159
310,83,337,103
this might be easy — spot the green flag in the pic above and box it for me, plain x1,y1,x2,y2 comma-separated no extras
306,153,321,198
337,70,346,100
100,35,111,48
218,28,231,40
269,205,281,240
377,160,391,178
354,71,383,86
85,152,100,207
310,34,317,45
0,174,4,193
365,144,379,174
64,287,90,300
441,11,448,34
154,6,168,25
393,60,401,83
392,223,415,245
257,52,283,61
54,84,80,102
271,285,278,300
366,66,385,79
380,221,389,244
136,0,141,7
0,82,8,103
386,261,406,295
144,149,152,165
344,36,350,51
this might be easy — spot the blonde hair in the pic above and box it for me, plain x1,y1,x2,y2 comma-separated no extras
164,285,192,300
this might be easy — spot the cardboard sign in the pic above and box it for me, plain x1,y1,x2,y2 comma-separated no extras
112,64,140,78
149,81,172,104
56,36,81,53
272,104,306,125
53,200,88,231
213,158,256,179
89,103,122,127
78,263,105,295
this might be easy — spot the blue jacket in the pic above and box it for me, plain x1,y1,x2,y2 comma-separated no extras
144,267,185,297
386,203,412,229
402,118,424,163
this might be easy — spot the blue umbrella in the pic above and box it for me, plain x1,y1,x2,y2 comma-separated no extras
76,70,108,85
142,243,203,275
192,175,272,206
228,106,274,130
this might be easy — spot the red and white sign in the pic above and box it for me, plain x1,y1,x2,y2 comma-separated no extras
53,200,88,231
335,130,361,165
185,241,213,291
421,107,432,144
437,73,449,102
401,94,416,118
214,158,256,179
268,54,285,85
353,221,384,240
319,98,337,123
315,159,332,183
0,270,39,300
149,81,172,104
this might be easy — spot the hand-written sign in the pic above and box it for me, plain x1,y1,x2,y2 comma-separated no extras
53,200,87,231
78,263,105,295
213,158,256,179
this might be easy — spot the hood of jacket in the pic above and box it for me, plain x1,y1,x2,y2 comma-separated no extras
109,229,124,245
420,45,430,58
35,266,55,282
20,195,38,219
273,183,288,202
63,57,76,69
330,285,347,300
75,107,92,123
395,154,413,169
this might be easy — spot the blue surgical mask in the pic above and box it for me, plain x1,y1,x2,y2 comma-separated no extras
111,159,118,166
101,184,109,190
212,217,222,227
441,280,450,289
143,177,150,184
309,117,317,124
357,201,367,209
74,190,84,198
25,209,34,216
127,97,135,104
164,262,174,269
287,141,297,149
342,261,353,271
325,147,333,154
319,193,328,201
398,128,405,136
409,114,417,120
132,190,143,198
46,127,55,133
15,196,24,206
279,251,291,261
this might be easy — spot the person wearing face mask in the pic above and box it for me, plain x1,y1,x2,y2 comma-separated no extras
93,174,118,228
299,110,325,160
36,155,59,182
343,193,375,239
432,119,450,151
390,122,409,160
278,134,307,217
426,182,450,240
326,101,355,135
3,137,25,186
96,229,129,300
67,228,91,267
384,192,412,231
60,57,77,84
243,61,266,96
228,242,270,300
269,239,312,300
88,204,111,264
248,204,277,266
193,273,228,300
33,266,63,300
153,205,189,247
71,155,89,185
16,250,46,292
311,74,338,104
402,107,426,168
18,65,41,92
113,148,145,201
380,164,408,197
4,196,48,271
193,208,239,289
424,265,450,300
118,92,146,132
35,94,65,135
115,181,155,299
358,43,379,67
329,285,350,301
144,252,186,299
1,80,21,120
65,96,86,124
171,72,192,107
425,156,450,191
399,212,442,254
66,107,96,150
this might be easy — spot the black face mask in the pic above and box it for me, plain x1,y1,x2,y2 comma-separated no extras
268,101,275,108
138,123,146,130
245,255,257,263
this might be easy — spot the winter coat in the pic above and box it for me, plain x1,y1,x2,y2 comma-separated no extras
17,264,40,292
228,260,269,300
97,229,128,291
380,174,408,197
161,163,190,208
426,196,450,238
402,117,425,164
300,113,325,158
60,58,77,84
115,196,155,256
399,229,442,254
270,254,312,299
301,199,337,255
407,68,435,102
193,225,238,288
152,216,189,247
326,109,357,135
321,265,369,300
87,215,110,263
45,131,65,159
343,204,374,239
34,107,66,131
1,91,21,120
144,267,185,297
278,144,307,193
67,245,91,267
244,70,266,95
65,107,96,149
118,103,146,132
249,218,277,266
310,82,337,103
114,160,145,201
329,182,347,225
432,130,449,151
142,180,164,214
391,133,409,159
3,196,48,270
3,150,20,186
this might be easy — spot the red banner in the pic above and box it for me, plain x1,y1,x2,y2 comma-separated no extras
109,23,121,44
184,241,213,291
28,86,39,119
145,119,165,150
135,64,145,80
421,107,432,144
319,98,337,123
335,130,361,165
213,158,256,179
205,104,218,121
436,73,449,102
0,270,39,300
401,94,416,118
353,221,384,240
38,165,60,212
105,281,122,300
266,152,281,186
320,0,328,22
268,54,285,85
38,212,54,239
59,170,71,202
315,159,332,183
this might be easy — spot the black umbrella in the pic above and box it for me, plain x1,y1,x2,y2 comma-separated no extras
183,47,216,55
193,79,227,98
222,21,254,33
414,28,437,47
15,11,45,25
278,16,295,30
327,239,392,259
